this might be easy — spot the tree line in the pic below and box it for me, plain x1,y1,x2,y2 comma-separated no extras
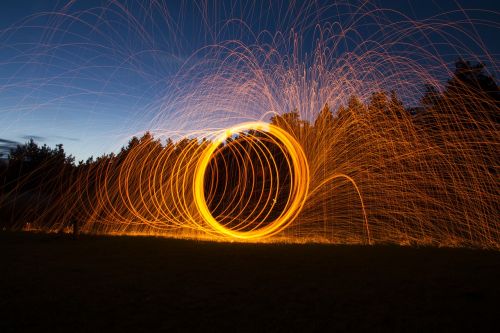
0,59,498,246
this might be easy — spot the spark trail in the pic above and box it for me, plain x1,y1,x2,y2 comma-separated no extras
0,1,498,248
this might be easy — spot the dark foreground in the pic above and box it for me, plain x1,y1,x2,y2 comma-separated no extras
0,232,499,332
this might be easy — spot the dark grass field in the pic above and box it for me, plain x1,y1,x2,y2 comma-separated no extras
0,232,499,332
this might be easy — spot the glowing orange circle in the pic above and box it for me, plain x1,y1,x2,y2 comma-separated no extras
193,121,309,239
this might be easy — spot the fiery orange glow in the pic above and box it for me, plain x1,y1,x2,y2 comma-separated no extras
0,1,498,248
193,122,310,239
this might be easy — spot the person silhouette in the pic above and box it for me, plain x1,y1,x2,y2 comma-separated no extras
71,218,79,240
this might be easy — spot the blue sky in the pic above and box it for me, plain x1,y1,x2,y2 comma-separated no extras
0,0,498,160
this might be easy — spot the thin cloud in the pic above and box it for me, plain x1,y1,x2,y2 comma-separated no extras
0,138,19,145
20,135,80,142
53,135,80,142
21,135,46,141
0,138,21,158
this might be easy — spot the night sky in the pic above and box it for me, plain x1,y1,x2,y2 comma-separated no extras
1,0,498,160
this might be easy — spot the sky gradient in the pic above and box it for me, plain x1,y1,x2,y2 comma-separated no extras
1,0,498,160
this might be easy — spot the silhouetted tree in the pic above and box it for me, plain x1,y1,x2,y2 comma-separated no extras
314,103,334,130
448,59,499,100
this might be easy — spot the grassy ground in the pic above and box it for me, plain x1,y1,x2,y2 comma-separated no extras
0,232,498,332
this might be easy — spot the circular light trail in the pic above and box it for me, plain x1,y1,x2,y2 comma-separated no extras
193,122,310,239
